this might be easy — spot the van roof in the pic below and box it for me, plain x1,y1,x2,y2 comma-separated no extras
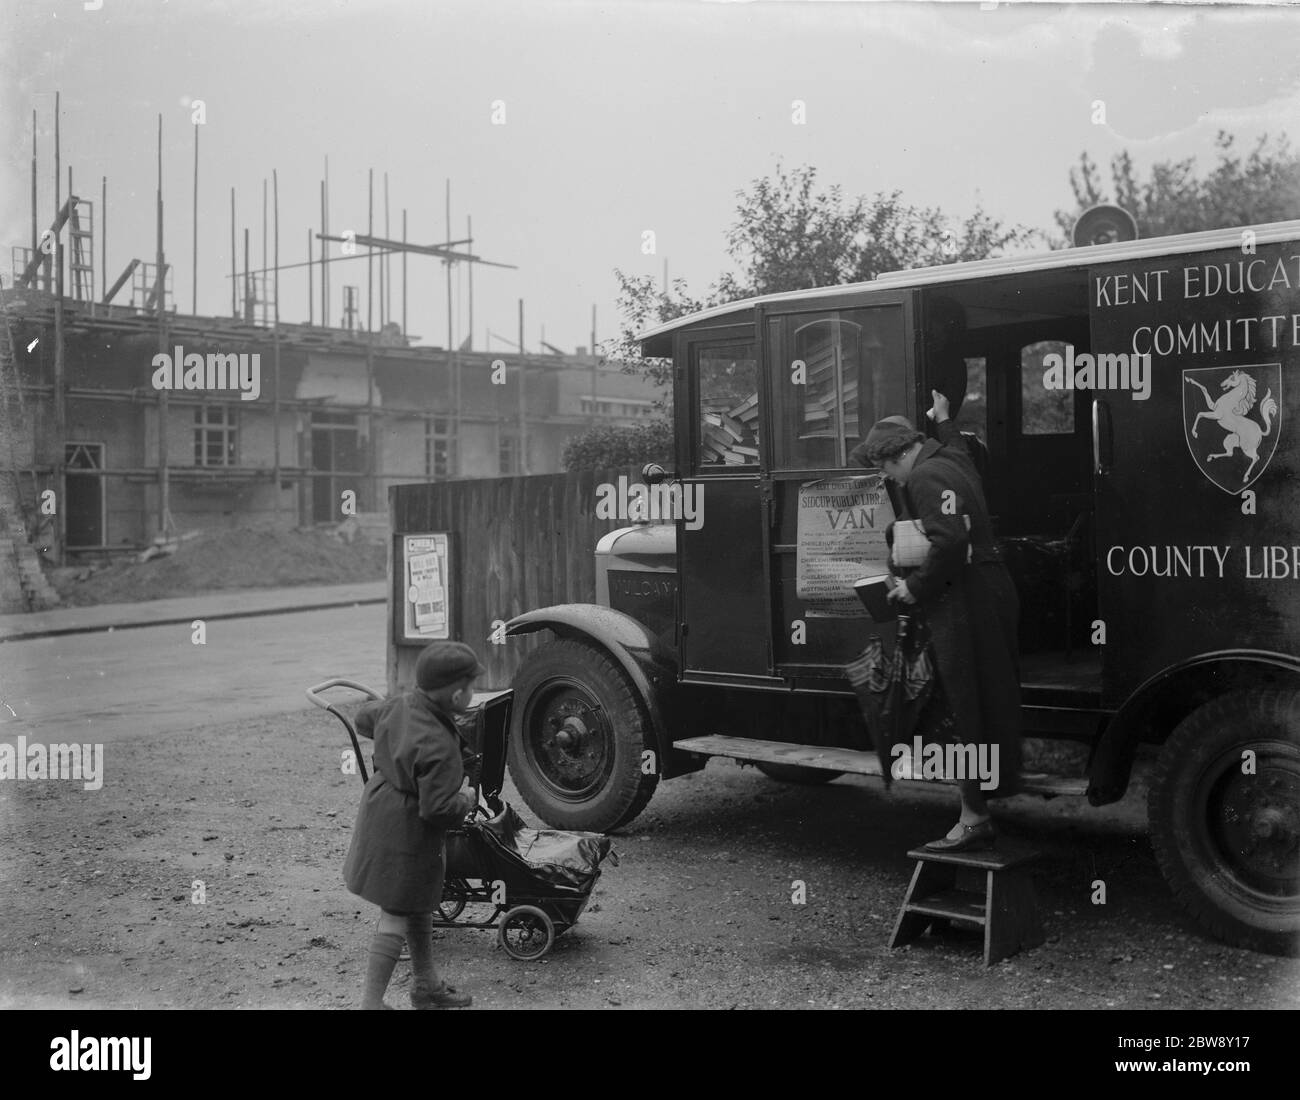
635,219,1300,348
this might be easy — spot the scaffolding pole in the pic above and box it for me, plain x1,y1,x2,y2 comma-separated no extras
155,112,169,538
192,121,199,315
518,298,527,474
53,92,66,563
273,169,282,522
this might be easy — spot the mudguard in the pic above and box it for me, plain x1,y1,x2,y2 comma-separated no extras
1088,648,1300,805
504,604,700,778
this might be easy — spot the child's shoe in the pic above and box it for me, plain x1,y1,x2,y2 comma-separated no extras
411,982,472,1009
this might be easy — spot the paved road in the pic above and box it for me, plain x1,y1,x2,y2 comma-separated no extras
0,604,387,743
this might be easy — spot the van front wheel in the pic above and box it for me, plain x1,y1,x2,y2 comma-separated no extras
507,638,658,833
1148,689,1300,956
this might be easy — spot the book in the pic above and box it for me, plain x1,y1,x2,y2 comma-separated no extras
729,392,759,418
854,574,897,622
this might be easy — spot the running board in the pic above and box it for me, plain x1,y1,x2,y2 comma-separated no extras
672,735,1088,797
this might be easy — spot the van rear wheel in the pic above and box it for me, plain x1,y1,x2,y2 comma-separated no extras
1148,689,1300,956
507,638,658,833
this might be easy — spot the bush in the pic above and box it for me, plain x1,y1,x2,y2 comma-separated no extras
561,419,675,471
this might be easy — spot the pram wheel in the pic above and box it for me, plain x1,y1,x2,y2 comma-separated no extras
438,878,470,921
498,905,555,960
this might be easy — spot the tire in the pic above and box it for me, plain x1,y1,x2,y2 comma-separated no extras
1148,689,1300,956
754,761,844,786
507,638,658,832
437,878,469,922
497,905,555,961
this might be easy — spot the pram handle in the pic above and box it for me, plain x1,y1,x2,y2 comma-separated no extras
305,679,383,784
305,678,384,709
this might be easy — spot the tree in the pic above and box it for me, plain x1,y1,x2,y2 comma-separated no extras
561,418,675,472
606,162,1035,403
1054,131,1300,242
723,162,1036,296
602,272,715,407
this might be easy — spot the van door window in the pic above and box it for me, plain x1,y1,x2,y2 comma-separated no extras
693,342,759,469
1020,339,1076,435
770,307,907,469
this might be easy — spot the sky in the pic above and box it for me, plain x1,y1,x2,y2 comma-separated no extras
3,0,1299,356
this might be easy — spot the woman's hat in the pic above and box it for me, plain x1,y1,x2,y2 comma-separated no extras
416,641,487,690
861,415,921,459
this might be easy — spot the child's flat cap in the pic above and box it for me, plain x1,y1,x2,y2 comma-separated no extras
416,641,487,689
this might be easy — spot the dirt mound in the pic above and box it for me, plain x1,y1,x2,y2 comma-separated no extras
52,527,388,607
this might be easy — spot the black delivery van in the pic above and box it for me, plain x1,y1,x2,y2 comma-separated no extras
500,220,1300,955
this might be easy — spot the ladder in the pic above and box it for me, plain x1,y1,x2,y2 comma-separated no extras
131,260,172,312
68,198,95,302
17,195,94,296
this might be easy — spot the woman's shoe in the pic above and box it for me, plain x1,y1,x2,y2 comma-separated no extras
923,818,995,852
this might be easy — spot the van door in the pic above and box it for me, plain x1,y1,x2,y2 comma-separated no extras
675,328,775,683
763,293,913,673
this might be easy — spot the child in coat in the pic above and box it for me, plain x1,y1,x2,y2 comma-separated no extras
343,640,485,1009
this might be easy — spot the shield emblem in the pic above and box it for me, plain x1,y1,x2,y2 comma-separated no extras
1182,364,1282,493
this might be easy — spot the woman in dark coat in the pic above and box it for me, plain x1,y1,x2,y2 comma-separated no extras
852,392,1021,851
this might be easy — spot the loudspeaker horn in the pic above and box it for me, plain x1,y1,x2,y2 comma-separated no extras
1072,204,1139,247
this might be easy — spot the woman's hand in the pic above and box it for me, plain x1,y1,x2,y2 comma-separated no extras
927,389,951,424
887,579,917,605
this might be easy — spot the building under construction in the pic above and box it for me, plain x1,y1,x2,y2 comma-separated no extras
0,104,660,607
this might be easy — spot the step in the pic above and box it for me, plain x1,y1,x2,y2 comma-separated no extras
900,887,988,925
904,842,1042,870
672,734,1089,797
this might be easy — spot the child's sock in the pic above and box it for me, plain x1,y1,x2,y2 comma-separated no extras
361,931,404,1009
405,911,443,995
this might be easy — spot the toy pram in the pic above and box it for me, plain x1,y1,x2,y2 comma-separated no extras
306,679,616,960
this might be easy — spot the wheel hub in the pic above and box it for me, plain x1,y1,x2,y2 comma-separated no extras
1209,749,1300,890
526,685,612,800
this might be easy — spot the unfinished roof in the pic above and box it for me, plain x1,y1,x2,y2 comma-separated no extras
636,219,1300,353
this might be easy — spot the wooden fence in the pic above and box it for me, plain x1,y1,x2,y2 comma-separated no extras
388,465,645,692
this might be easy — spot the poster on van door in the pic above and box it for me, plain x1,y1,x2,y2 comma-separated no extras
796,475,895,616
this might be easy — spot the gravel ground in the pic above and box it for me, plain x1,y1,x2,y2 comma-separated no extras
1,711,1297,1011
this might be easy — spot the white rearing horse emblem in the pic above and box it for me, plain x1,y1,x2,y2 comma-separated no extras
1186,369,1278,484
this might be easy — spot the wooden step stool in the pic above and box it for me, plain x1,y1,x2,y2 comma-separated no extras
889,842,1044,966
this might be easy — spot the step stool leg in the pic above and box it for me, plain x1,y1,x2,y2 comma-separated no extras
983,868,1045,966
889,859,956,949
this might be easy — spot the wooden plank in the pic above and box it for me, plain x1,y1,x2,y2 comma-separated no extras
904,842,1041,871
674,734,883,775
903,888,988,924
675,735,1087,796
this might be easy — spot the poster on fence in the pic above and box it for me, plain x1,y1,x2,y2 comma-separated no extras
796,475,895,617
401,533,451,641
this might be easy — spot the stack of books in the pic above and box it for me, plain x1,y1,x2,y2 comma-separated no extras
701,391,760,464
